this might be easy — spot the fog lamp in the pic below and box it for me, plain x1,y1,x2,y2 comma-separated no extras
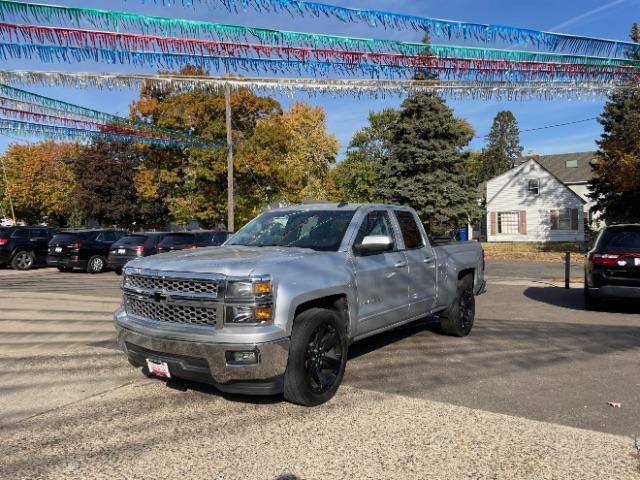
226,350,258,365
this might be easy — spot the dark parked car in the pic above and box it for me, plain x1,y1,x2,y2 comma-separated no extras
107,232,169,275
0,226,57,270
156,231,231,253
47,229,126,273
585,224,640,309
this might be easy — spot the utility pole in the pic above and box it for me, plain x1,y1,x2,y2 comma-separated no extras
224,67,234,233
0,155,16,225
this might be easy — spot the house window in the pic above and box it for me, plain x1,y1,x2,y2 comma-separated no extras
498,212,520,234
565,160,578,169
558,209,572,230
528,179,540,195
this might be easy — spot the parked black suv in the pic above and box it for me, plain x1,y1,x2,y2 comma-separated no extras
47,229,126,273
156,231,231,253
585,224,640,309
107,232,169,275
0,226,57,270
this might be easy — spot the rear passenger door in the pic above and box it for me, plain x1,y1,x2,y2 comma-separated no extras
394,210,437,317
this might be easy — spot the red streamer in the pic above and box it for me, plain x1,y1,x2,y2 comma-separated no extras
2,22,639,81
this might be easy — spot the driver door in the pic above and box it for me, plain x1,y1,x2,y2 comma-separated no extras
352,210,410,337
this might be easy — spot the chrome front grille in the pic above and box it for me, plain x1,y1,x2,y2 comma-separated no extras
125,274,219,296
124,296,217,326
122,270,223,328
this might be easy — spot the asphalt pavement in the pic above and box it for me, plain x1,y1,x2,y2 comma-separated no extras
0,264,639,479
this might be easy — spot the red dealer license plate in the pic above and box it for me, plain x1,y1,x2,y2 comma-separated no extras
146,359,171,379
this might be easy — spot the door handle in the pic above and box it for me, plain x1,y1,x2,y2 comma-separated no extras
423,257,435,264
394,261,408,268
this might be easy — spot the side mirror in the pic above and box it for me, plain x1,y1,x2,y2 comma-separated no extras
353,235,394,255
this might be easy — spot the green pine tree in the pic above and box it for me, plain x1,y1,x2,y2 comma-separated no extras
481,111,523,180
377,93,480,235
588,24,640,224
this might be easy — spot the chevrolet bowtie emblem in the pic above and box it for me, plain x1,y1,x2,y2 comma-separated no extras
153,291,168,303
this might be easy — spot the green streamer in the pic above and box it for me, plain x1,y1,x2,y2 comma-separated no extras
1,0,639,69
0,82,199,141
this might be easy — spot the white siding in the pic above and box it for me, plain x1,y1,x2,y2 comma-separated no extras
486,160,585,242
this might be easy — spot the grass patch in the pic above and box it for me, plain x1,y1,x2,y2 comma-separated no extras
482,242,586,263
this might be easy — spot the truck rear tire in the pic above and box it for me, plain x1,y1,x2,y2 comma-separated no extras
284,308,348,407
440,275,475,337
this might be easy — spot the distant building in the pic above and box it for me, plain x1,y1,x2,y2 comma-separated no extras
526,152,597,220
485,155,591,243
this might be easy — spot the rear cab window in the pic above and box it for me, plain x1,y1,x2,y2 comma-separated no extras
395,210,425,250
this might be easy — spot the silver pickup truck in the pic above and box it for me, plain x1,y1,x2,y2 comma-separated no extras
115,203,485,406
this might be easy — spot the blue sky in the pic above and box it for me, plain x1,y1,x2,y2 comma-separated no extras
1,0,639,157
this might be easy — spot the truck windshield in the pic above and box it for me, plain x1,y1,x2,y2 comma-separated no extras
227,210,355,252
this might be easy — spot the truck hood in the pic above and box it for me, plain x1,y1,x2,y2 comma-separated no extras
126,245,322,276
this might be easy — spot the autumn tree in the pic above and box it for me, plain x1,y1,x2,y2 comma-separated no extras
130,66,281,227
0,141,76,224
70,141,167,228
280,101,339,200
588,24,640,223
332,109,399,202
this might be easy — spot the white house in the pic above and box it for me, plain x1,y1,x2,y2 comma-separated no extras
486,157,587,242
530,152,597,219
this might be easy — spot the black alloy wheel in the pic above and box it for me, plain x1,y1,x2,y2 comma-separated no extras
304,323,344,394
458,288,475,333
284,308,348,406
441,276,475,337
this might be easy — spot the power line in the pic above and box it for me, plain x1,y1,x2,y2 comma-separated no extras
521,117,599,133
475,116,599,139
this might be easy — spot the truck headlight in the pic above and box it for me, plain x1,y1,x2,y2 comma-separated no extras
225,277,272,299
225,305,273,324
224,276,273,325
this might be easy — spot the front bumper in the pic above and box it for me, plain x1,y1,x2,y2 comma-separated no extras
115,309,290,395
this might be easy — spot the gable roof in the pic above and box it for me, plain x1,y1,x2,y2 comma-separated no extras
487,158,586,205
517,152,596,184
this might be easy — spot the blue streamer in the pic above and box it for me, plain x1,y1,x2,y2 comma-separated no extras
0,41,638,85
0,118,213,147
208,0,640,59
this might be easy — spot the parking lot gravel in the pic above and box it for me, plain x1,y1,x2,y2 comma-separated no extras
0,266,639,479
1,381,638,480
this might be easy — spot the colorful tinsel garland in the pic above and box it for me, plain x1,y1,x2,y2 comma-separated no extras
1,2,639,66
2,42,639,83
0,82,202,143
2,22,640,71
0,71,637,101
147,0,640,58
0,104,211,143
0,117,208,147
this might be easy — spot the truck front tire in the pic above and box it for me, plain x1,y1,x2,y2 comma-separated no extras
440,275,475,337
284,308,348,407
